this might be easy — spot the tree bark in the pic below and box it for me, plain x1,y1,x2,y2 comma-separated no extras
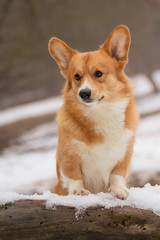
147,73,159,93
0,200,160,240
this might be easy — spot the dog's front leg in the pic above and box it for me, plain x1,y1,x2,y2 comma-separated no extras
109,137,134,200
59,155,90,196
62,175,90,195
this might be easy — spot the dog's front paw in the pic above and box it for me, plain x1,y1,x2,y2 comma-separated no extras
110,185,129,200
69,188,90,196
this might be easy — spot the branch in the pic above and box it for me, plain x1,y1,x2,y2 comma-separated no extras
0,200,160,239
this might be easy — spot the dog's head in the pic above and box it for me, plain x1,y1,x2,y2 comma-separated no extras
49,25,131,105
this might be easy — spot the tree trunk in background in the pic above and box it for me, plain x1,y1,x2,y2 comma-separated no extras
147,73,159,93
0,200,160,239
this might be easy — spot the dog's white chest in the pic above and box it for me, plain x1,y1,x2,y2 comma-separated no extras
75,99,133,193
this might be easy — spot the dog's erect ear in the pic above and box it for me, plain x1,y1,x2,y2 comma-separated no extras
48,38,76,72
101,25,131,66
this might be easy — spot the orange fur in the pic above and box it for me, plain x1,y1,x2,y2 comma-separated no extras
49,25,139,199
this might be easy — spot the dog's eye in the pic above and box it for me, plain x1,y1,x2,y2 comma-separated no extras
74,74,81,81
95,71,102,78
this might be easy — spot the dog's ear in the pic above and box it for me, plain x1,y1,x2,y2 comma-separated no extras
100,25,131,67
49,38,76,72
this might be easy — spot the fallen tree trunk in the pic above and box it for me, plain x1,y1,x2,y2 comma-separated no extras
0,200,160,239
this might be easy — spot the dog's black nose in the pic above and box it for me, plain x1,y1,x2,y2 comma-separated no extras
79,88,91,100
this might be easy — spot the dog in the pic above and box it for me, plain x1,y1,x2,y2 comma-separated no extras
48,25,139,200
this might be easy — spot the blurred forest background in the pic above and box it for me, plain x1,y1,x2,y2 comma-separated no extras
0,0,160,110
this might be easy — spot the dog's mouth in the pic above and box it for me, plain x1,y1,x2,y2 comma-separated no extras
84,98,94,103
98,96,104,102
80,96,104,105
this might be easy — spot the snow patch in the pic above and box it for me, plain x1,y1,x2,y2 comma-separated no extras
0,191,50,206
132,114,160,173
136,93,160,116
1,184,160,217
0,150,57,194
46,184,160,217
0,96,63,127
130,74,154,97
152,70,160,90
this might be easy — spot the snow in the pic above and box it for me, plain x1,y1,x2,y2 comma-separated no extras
136,93,160,116
0,96,63,127
0,191,51,206
152,70,160,90
46,184,160,216
132,114,160,173
130,74,154,97
0,121,58,194
1,184,160,217
0,150,56,193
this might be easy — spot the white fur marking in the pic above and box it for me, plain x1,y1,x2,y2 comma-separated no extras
109,174,129,199
79,80,91,92
60,171,90,195
73,99,134,194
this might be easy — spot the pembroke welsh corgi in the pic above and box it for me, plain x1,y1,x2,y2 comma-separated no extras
49,25,139,200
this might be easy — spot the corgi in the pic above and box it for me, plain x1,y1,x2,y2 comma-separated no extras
48,25,139,200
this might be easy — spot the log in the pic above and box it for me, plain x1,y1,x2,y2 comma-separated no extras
0,200,160,240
